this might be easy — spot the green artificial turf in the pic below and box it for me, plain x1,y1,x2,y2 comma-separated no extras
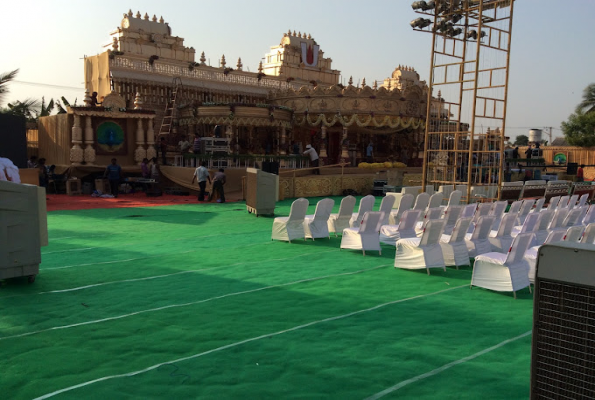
0,197,534,399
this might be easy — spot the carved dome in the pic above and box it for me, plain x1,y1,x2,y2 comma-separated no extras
391,67,420,82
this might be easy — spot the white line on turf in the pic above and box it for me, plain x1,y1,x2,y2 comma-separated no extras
33,284,465,400
0,264,394,341
364,330,533,400
42,240,275,271
38,250,338,294
48,234,109,242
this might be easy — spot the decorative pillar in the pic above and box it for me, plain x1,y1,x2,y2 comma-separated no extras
280,126,287,154
146,118,157,160
70,114,84,164
134,119,147,164
341,127,349,162
83,116,96,164
276,127,281,155
319,125,327,159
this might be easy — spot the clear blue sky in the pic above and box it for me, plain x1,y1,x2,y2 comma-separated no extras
1,0,593,141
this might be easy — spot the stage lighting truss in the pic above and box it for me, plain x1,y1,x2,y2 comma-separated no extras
410,0,516,203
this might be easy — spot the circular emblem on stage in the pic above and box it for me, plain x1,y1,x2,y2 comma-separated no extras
97,121,125,153
553,153,567,165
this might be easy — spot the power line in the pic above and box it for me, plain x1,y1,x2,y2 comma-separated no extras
12,80,84,92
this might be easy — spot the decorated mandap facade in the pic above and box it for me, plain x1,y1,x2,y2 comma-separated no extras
76,10,443,169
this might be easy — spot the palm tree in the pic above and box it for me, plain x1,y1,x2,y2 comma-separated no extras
576,83,595,114
0,69,19,105
7,98,40,121
38,96,55,117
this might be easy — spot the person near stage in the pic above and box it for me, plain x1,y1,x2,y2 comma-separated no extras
303,144,319,175
191,161,211,201
193,135,201,154
90,92,102,107
159,137,168,165
178,135,191,154
104,158,122,198
27,156,38,169
577,164,585,182
211,168,226,203
150,158,160,181
512,147,519,160
366,142,374,163
524,145,532,159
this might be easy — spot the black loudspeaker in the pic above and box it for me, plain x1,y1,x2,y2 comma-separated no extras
566,162,578,175
262,161,279,175
0,114,27,168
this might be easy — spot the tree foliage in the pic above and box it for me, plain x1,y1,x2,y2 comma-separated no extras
576,83,595,114
562,111,595,147
0,69,19,105
513,134,529,146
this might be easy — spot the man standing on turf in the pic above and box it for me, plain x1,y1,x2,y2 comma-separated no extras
104,158,122,198
191,161,211,201
211,168,226,203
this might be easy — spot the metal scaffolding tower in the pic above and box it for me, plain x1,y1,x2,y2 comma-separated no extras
411,0,516,202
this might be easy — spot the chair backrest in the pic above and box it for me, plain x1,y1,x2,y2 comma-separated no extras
359,211,384,234
471,216,496,240
519,211,542,234
519,199,536,217
495,212,517,237
536,210,555,231
577,193,589,208
558,195,571,209
425,185,435,195
533,197,545,213
583,205,595,226
505,233,534,264
337,195,357,218
508,200,522,214
448,217,473,243
473,203,492,224
402,186,422,197
549,208,570,230
444,205,463,227
490,201,508,219
562,206,587,227
312,198,335,221
567,194,579,209
288,198,309,221
398,209,422,231
544,229,566,245
462,203,477,218
422,207,443,229
419,219,446,246
398,193,415,212
413,192,430,211
546,195,560,211
354,195,375,222
564,225,584,243
428,192,443,209
448,190,462,206
378,195,396,225
582,223,595,244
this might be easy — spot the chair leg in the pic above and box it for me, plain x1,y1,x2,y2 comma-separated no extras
362,250,366,256
443,266,446,272
528,285,532,294
427,268,431,275
513,291,517,299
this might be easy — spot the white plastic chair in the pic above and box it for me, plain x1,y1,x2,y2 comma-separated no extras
525,230,566,283
558,195,570,209
583,204,595,226
327,195,356,237
581,223,595,244
531,197,545,213
271,198,309,242
567,194,579,209
489,200,508,231
511,211,541,238
548,208,570,232
349,195,375,228
577,193,589,208
545,195,560,212
468,202,492,233
395,219,447,275
341,211,384,256
517,199,536,225
564,225,585,243
471,233,534,298
428,192,443,209
533,210,556,246
465,216,496,258
413,192,430,215
447,189,462,207
561,206,587,228
440,217,473,269
489,213,517,252
438,185,454,206
304,198,335,240
442,205,463,235
380,209,421,246
508,200,522,215
461,203,477,219
377,195,396,226
389,193,414,225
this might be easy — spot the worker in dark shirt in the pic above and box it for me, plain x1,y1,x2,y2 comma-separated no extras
104,158,122,198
